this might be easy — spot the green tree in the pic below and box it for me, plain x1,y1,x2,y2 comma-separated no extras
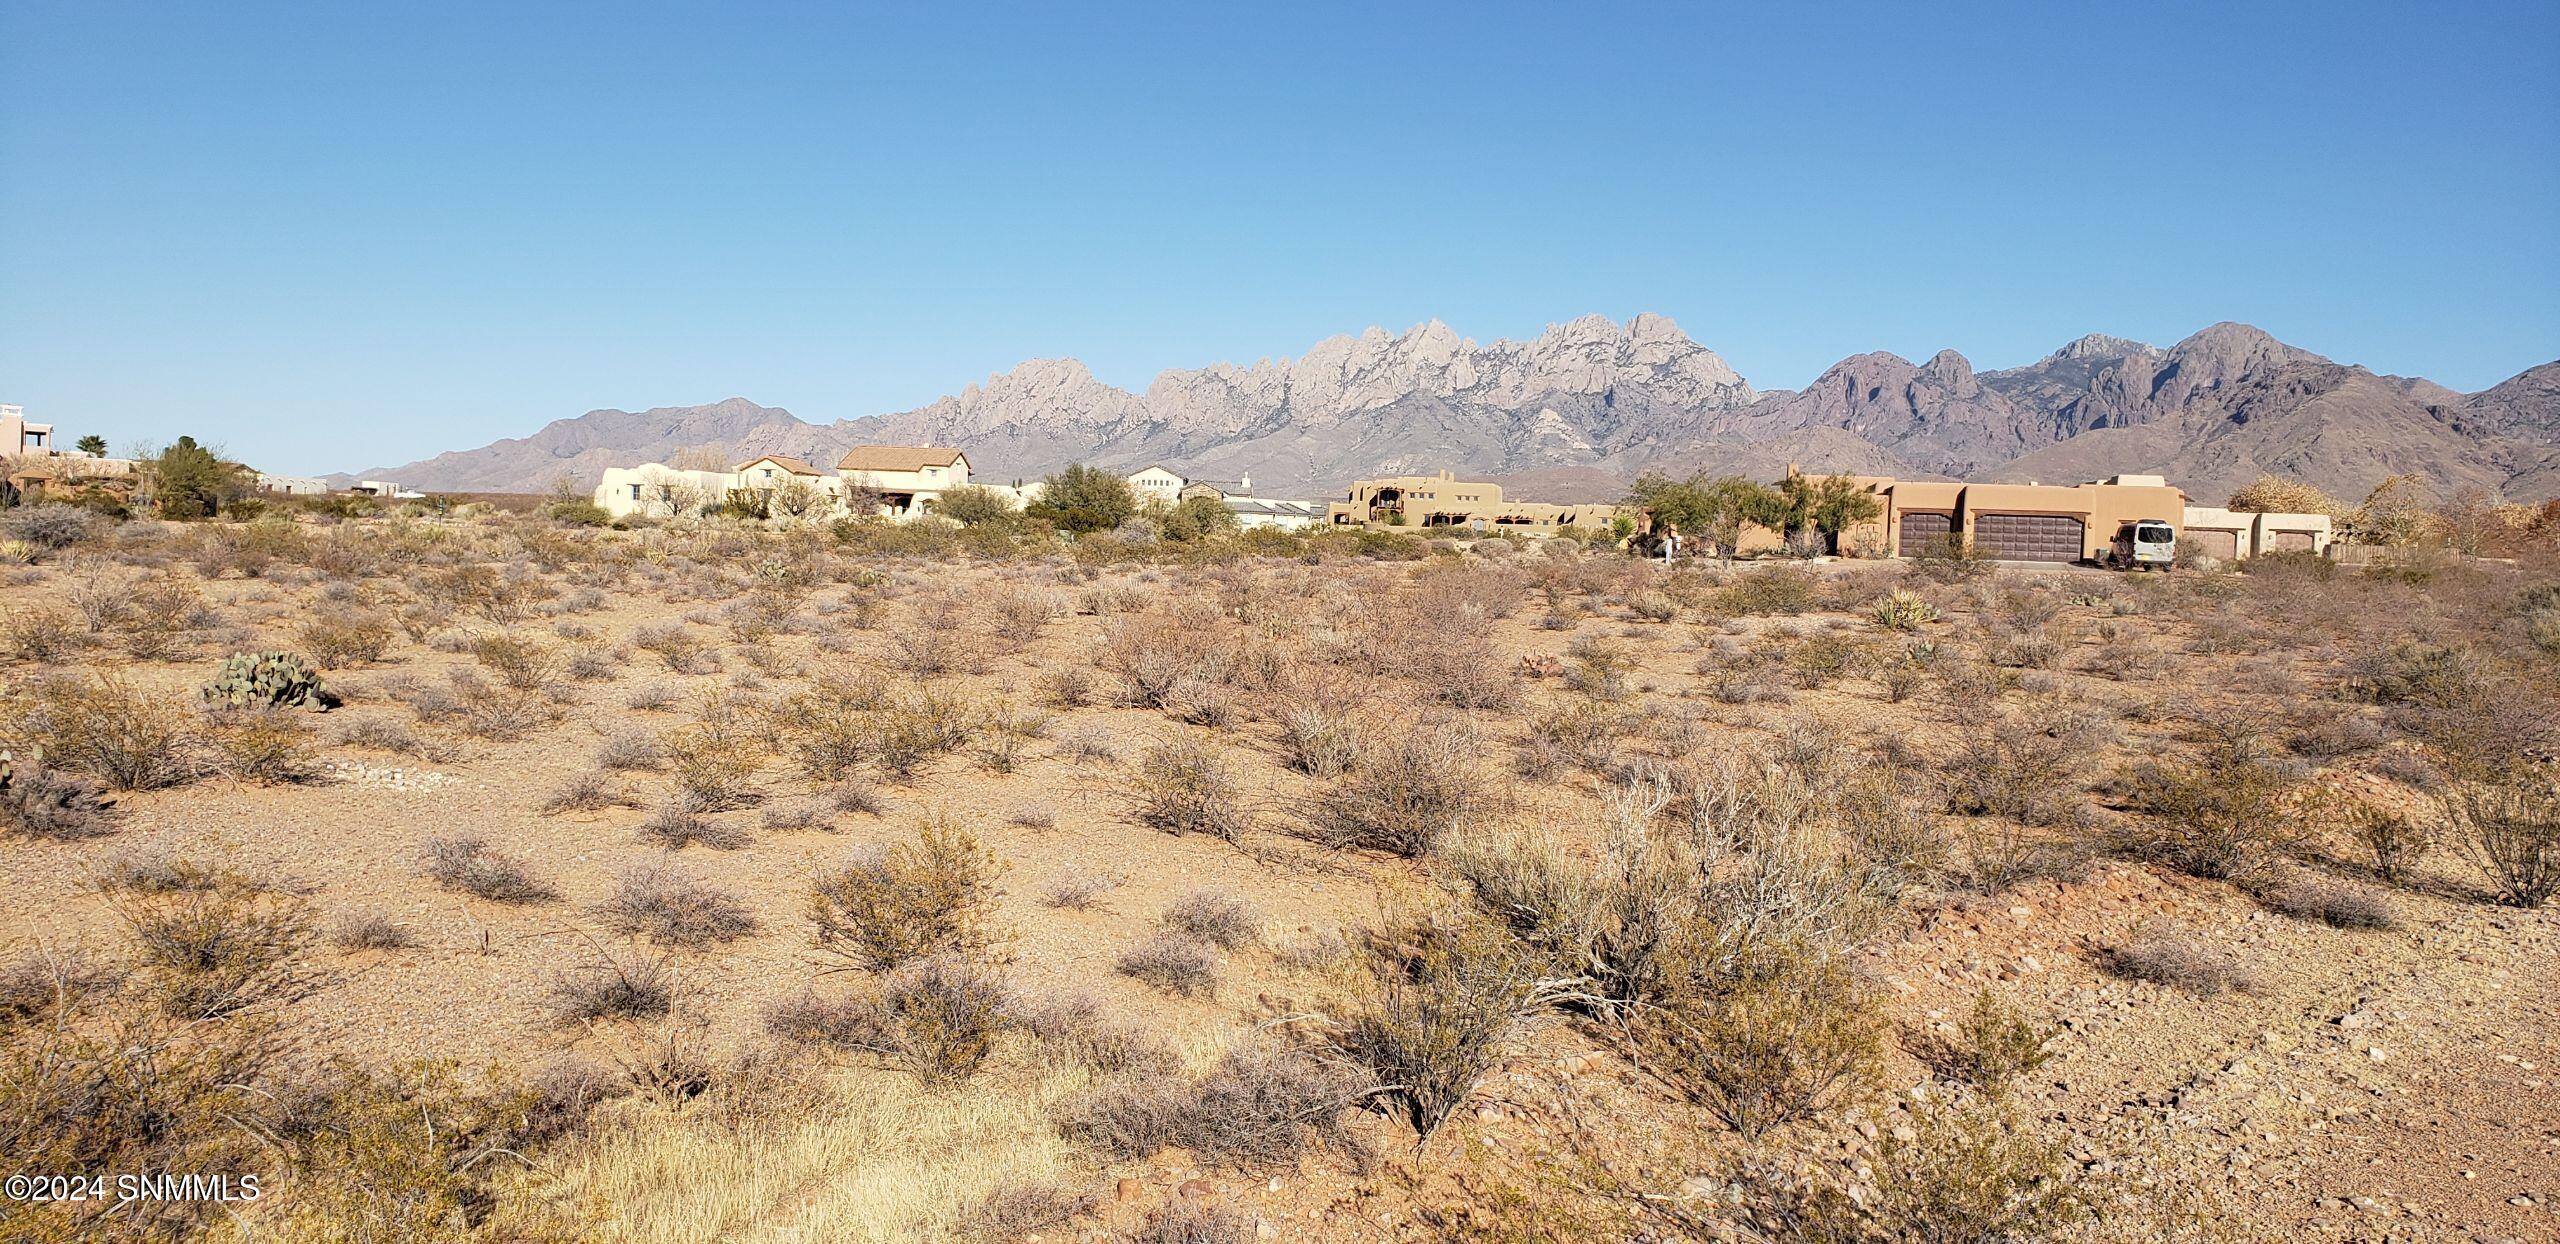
146,436,249,520
935,484,1018,527
1159,493,1239,542
75,434,108,457
1025,463,1138,535
1806,474,1883,555
1625,472,1786,563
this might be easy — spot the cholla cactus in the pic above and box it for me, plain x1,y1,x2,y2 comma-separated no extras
202,651,331,711
1869,590,1942,632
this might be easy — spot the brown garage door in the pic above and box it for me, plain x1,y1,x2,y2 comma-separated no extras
2191,528,2240,561
1972,513,2085,562
1898,511,1953,556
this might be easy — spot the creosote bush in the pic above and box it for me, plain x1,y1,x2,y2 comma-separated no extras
1308,726,1486,857
2,674,198,791
597,866,759,948
1116,931,1219,997
1324,912,1541,1139
807,814,1004,970
1129,737,1249,842
2102,919,2248,995
1060,1042,1370,1170
1162,890,1259,949
1909,988,2052,1092
769,955,1014,1083
2440,767,2560,907
421,835,558,903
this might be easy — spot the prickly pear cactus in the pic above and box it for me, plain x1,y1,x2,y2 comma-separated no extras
202,651,331,711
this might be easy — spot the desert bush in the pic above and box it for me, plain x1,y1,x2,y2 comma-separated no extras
1720,565,1819,615
1620,946,1882,1139
1942,703,2107,829
328,912,415,951
1006,989,1177,1074
0,945,119,1026
469,630,563,691
421,835,558,903
1909,989,2052,1092
664,721,765,809
0,756,117,840
549,945,676,1023
636,796,751,850
1119,1200,1252,1244
963,1181,1098,1242
2113,739,2298,881
2441,768,2560,906
1116,931,1219,997
1060,1043,1368,1170
1041,866,1125,909
807,814,1004,970
594,728,665,771
2,674,198,790
1723,1090,2090,1243
1037,666,1096,708
0,503,100,553
297,611,395,666
111,878,316,1019
597,866,759,948
1905,533,1994,585
200,707,321,784
1784,633,1867,689
1309,726,1486,857
0,603,81,661
866,688,980,780
1129,736,1249,842
2102,919,2247,995
1325,913,1541,1139
1442,823,1598,973
2259,872,2396,928
1163,890,1259,949
2342,799,2433,883
1627,589,1680,623
632,622,713,673
539,767,634,814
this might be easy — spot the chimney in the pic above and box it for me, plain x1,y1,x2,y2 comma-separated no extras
1239,474,1250,494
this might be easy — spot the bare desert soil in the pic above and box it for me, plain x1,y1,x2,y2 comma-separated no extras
2,511,2555,1243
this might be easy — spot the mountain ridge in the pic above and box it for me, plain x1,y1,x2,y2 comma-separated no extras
342,317,2560,504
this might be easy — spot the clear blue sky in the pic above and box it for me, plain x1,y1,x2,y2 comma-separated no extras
3,1,2554,475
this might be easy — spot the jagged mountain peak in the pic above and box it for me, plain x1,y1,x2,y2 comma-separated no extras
2047,333,2153,362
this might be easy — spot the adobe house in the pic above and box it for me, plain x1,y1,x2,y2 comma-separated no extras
1124,464,1187,505
1326,471,1621,533
1822,472,2189,563
2178,505,2333,560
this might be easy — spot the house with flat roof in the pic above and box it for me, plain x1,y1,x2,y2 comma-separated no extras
1326,471,1621,534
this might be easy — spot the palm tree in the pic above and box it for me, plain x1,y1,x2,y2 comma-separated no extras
75,434,108,457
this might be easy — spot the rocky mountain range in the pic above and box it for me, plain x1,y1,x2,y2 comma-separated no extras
345,316,2560,504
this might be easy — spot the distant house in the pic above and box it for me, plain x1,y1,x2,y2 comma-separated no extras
1328,471,1620,534
1176,476,1252,501
1225,497,1323,531
257,473,330,496
0,405,54,456
1126,464,1187,505
835,446,972,519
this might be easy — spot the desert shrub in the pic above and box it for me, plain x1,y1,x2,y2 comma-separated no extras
1952,820,2089,896
1942,703,2106,829
769,682,872,781
636,796,750,850
1130,736,1249,841
1117,931,1219,996
296,611,395,666
2112,741,2298,881
1720,565,1818,615
1060,1043,1368,1170
1037,666,1096,708
1278,704,1363,779
1118,1200,1252,1244
2342,799,2432,883
200,707,321,784
0,756,117,840
631,622,712,672
2102,919,2247,995
2259,872,2395,928
768,956,1013,1083
1724,1091,2090,1243
1325,913,1540,1139
1784,633,1867,689
1163,890,1259,949
1909,989,2052,1092
1442,824,1598,972
0,503,100,553
0,945,119,1027
111,879,316,1019
1041,866,1124,909
597,866,759,948
662,721,766,809
1904,533,1993,585
594,728,665,771
468,630,562,692
420,835,557,903
1308,727,1486,857
2441,768,2560,906
94,848,228,895
539,768,633,815
549,946,676,1023
329,912,416,951
2,674,198,790
0,603,81,661
1627,589,1680,623
1620,946,1882,1139
329,713,433,758
866,688,980,780
1006,989,1177,1075
807,814,1004,970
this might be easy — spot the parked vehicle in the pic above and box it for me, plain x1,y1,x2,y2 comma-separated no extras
2107,519,2178,570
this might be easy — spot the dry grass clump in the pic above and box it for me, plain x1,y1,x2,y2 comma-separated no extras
632,621,714,672
549,945,677,1023
2,674,198,790
539,767,637,814
2102,919,2249,995
1129,737,1249,842
637,796,752,850
1163,890,1259,949
2258,873,2395,928
1006,989,1178,1075
1116,931,1219,997
421,834,558,903
1060,1042,1369,1170
1040,866,1125,910
328,911,416,951
596,865,760,948
1308,726,1487,857
961,1180,1098,1242
1119,1199,1252,1244
0,757,117,840
1718,1091,2089,1242
808,814,1005,970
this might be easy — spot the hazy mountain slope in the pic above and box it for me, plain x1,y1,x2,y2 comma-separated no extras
343,318,2560,503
